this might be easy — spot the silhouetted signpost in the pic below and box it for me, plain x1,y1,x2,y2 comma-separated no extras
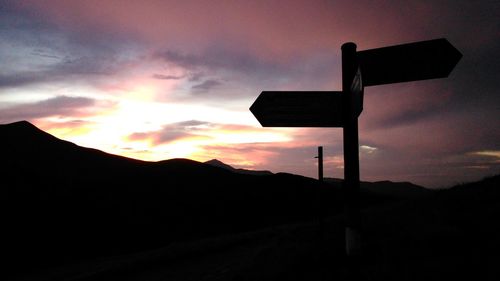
358,38,462,86
250,38,461,256
250,91,344,127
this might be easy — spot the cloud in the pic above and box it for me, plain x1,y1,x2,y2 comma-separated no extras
360,81,452,129
154,46,341,103
0,53,119,88
366,105,444,130
18,0,493,60
156,48,277,74
17,0,462,59
130,130,198,144
154,47,338,86
0,96,116,123
191,79,222,92
0,56,123,89
471,151,500,160
153,48,290,90
38,119,93,130
360,145,378,154
0,72,46,88
128,120,213,145
2,1,341,98
0,3,142,90
152,74,184,80
176,120,209,127
127,120,289,146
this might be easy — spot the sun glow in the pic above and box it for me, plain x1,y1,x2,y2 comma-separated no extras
44,124,93,138
211,131,290,144
125,84,157,101
161,141,204,159
36,96,296,164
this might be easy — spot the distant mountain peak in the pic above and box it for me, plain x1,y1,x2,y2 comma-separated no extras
204,159,273,176
204,159,235,170
205,159,224,165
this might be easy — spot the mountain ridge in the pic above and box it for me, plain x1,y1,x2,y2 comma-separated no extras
0,120,431,201
1,120,427,190
204,158,274,176
1,120,459,278
0,121,339,275
2,120,499,280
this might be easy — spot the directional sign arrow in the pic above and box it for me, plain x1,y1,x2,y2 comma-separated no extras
358,38,462,86
250,91,344,127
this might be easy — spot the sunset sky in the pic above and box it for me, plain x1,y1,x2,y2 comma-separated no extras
1,0,499,188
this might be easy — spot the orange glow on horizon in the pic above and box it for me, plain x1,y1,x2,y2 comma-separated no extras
32,108,298,167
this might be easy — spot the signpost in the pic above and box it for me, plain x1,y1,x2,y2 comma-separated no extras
250,91,344,127
358,38,462,86
250,38,461,256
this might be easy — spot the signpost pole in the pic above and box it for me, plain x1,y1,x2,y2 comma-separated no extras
315,146,325,236
317,146,323,182
342,42,362,257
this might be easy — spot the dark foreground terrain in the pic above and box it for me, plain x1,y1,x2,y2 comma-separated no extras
2,121,499,280
10,175,497,281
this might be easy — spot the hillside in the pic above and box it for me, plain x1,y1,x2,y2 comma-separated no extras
0,121,341,277
10,175,500,281
2,121,462,280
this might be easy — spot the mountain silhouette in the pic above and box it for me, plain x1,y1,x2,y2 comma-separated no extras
323,177,430,202
1,121,438,279
363,180,430,198
203,158,429,198
1,121,342,276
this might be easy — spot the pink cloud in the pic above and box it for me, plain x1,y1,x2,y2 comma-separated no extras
128,120,213,145
16,0,461,60
361,80,453,130
0,96,116,124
